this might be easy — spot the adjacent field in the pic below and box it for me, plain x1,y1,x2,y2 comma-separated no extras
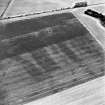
1,0,105,18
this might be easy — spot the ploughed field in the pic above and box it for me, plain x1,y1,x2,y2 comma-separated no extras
0,12,104,105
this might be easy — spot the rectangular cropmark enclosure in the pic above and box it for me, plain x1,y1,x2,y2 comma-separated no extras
0,10,105,105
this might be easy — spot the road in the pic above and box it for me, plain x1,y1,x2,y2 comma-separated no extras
0,0,105,18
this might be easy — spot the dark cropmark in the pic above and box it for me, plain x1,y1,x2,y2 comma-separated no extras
0,13,75,38
0,88,7,105
58,42,82,63
14,56,50,82
0,14,88,60
31,49,60,73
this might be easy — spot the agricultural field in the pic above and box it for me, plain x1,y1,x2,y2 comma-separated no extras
0,1,105,105
0,11,105,105
0,0,11,16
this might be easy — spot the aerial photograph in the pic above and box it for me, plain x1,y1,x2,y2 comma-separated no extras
0,0,105,105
